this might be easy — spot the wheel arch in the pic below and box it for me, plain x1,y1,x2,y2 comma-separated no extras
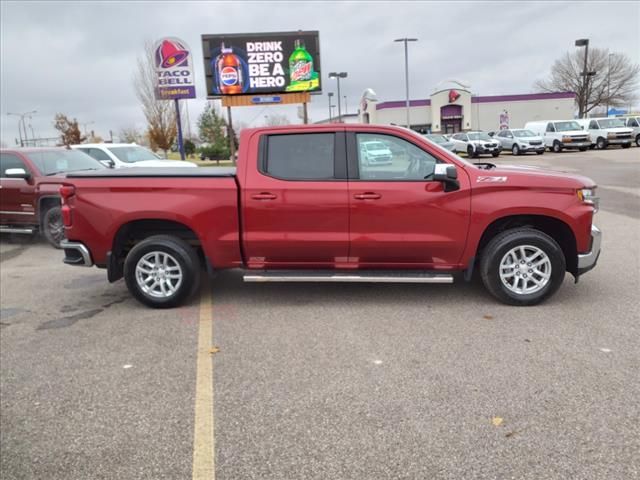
38,195,61,226
476,214,578,274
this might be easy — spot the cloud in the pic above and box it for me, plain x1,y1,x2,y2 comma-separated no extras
1,0,638,145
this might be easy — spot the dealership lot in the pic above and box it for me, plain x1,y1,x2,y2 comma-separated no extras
1,148,639,479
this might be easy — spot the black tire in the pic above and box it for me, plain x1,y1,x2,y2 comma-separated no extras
512,144,520,156
124,235,201,308
579,147,588,152
536,150,544,155
467,145,477,158
622,143,630,149
596,137,607,150
552,141,563,153
42,206,65,248
491,151,500,158
479,228,566,306
636,135,640,147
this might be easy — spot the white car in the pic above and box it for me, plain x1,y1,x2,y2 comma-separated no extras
71,143,197,168
576,118,633,150
494,129,545,155
524,120,591,153
359,140,393,165
450,131,502,158
618,116,640,146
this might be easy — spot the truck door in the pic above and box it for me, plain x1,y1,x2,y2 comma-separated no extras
346,131,471,268
0,152,37,226
242,131,350,268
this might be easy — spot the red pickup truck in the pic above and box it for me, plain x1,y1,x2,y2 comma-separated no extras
59,124,601,308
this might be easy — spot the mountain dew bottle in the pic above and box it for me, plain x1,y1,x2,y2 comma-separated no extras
289,39,313,84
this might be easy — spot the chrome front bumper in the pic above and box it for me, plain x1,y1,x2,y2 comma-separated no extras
61,240,93,267
577,225,601,273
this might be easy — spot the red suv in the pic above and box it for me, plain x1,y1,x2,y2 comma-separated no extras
0,147,103,247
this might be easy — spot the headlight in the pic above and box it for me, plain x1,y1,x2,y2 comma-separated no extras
562,135,572,143
578,188,599,212
607,132,616,139
520,143,528,148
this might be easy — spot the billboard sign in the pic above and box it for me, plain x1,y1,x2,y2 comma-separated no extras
153,37,197,100
202,31,321,98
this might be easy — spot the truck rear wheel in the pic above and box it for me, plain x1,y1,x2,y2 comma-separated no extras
124,235,200,308
42,206,65,248
480,228,566,306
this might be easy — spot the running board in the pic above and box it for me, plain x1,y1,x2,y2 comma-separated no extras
0,226,35,234
243,271,454,284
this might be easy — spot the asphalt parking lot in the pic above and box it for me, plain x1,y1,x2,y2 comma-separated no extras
1,147,639,479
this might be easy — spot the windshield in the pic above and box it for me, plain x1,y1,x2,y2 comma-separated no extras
26,149,104,175
555,121,582,132
597,118,625,128
365,142,387,151
107,146,161,163
513,129,537,138
425,134,447,144
468,132,492,141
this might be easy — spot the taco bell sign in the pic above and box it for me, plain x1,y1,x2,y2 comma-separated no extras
153,37,196,100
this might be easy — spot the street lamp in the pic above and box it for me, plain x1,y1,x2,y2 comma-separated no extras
575,38,590,118
394,38,418,129
328,92,334,122
328,72,347,122
7,110,37,147
344,95,348,115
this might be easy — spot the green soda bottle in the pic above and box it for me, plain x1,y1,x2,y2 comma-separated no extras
289,39,313,84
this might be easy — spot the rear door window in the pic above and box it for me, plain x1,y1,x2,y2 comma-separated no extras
263,133,335,180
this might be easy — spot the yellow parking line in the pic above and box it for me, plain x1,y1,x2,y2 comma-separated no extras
192,286,215,480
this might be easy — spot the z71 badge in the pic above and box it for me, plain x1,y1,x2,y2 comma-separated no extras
477,176,508,183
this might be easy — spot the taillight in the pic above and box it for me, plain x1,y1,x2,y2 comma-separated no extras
60,185,75,226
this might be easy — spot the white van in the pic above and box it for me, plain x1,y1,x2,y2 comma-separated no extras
617,116,640,147
524,120,591,153
576,118,633,149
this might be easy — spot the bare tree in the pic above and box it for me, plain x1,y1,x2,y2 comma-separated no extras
534,48,639,118
263,114,290,126
119,126,142,144
134,41,176,158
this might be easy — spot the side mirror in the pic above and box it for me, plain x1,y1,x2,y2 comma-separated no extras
100,160,115,168
433,164,459,191
5,168,30,179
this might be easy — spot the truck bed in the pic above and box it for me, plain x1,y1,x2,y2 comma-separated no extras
66,167,237,178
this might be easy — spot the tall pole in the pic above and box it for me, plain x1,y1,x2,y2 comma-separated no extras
344,95,348,115
174,98,185,160
328,92,333,122
329,72,348,123
226,106,236,165
582,42,589,118
303,102,308,124
336,77,342,121
606,53,613,117
395,38,418,129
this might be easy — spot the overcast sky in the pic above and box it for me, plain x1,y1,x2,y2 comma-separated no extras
1,1,638,145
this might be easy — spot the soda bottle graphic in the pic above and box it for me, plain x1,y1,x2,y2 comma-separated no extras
289,39,313,84
216,43,243,95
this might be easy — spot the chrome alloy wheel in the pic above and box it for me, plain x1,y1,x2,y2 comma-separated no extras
499,245,552,295
135,251,183,298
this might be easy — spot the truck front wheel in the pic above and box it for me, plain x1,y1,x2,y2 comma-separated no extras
124,235,201,308
480,228,566,306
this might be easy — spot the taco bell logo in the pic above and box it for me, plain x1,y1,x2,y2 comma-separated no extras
448,89,461,103
156,39,190,69
153,37,196,100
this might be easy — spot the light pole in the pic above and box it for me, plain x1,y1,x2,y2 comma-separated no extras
7,110,37,147
575,38,590,118
394,38,418,129
328,92,334,122
344,95,348,115
82,121,95,137
329,72,347,122
606,53,614,117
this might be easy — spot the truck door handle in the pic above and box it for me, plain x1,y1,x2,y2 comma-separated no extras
354,192,381,200
251,192,277,200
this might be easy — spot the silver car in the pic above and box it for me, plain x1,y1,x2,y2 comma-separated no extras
423,134,455,151
494,129,545,155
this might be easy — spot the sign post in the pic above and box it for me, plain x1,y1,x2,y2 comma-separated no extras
153,37,197,161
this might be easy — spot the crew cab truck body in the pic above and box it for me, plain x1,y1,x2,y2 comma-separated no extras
60,124,601,308
575,118,633,150
0,147,104,247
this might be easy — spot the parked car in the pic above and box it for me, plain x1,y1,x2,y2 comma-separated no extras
71,143,197,168
0,147,104,247
359,140,393,165
60,124,600,308
524,120,591,153
494,129,545,155
576,118,633,150
423,134,455,151
617,116,640,146
450,131,502,157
